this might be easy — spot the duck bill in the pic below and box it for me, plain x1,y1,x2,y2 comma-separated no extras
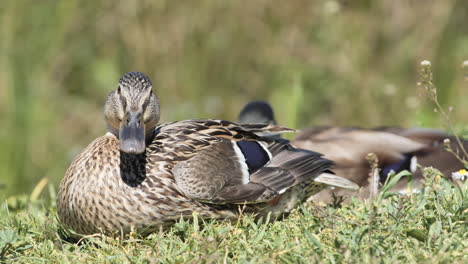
119,112,146,154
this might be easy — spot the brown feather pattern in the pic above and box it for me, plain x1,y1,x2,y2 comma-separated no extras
58,119,338,235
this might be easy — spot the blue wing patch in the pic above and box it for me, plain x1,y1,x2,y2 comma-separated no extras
237,141,270,173
380,154,413,183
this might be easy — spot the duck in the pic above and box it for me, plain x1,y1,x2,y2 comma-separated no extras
57,72,359,235
238,101,468,203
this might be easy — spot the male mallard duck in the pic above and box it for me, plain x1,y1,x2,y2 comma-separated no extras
57,73,358,235
238,101,468,202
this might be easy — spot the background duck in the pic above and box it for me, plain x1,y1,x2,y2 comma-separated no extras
239,101,468,203
57,73,358,235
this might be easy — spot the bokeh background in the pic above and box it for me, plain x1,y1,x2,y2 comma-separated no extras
1,0,467,198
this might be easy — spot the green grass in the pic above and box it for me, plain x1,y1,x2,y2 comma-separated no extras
0,172,466,263
1,1,468,261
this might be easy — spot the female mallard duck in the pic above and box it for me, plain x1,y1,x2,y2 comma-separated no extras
239,101,468,202
57,72,358,235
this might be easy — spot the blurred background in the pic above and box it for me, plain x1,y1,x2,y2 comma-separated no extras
0,0,467,198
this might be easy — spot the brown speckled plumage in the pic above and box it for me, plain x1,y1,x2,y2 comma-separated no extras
58,73,358,235
239,101,468,204
59,130,233,235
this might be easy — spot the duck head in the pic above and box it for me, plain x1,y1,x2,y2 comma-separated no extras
238,101,277,125
104,72,160,154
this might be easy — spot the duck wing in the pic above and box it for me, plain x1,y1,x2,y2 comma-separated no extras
155,120,357,204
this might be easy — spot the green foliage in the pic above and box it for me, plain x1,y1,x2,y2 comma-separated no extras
0,1,466,262
1,0,468,196
0,173,466,263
